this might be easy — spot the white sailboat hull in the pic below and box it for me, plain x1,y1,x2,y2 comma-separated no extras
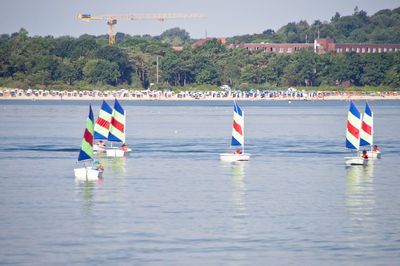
93,144,106,152
105,147,127,157
220,153,251,162
367,150,381,159
74,167,103,181
357,150,381,159
344,157,368,166
366,150,381,159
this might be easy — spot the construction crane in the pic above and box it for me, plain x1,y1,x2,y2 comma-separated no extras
77,13,205,44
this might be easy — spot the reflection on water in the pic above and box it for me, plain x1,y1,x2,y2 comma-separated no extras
74,180,98,226
229,161,249,240
231,162,247,214
226,161,249,262
102,156,127,175
346,164,376,243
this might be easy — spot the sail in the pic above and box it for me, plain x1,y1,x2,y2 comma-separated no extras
108,99,125,143
346,101,362,150
360,102,373,147
94,100,113,140
231,101,244,146
78,105,94,161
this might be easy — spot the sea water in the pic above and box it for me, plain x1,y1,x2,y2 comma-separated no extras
0,100,399,265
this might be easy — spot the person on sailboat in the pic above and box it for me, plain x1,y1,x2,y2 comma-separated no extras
92,160,104,172
235,149,242,154
373,145,380,152
361,150,369,159
98,140,105,147
121,144,128,151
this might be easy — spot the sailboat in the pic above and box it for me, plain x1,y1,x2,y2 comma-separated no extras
220,101,251,162
359,102,381,159
105,99,131,157
74,105,103,180
344,101,367,166
93,100,113,153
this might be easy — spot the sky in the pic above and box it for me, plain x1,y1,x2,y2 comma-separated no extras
1,0,399,39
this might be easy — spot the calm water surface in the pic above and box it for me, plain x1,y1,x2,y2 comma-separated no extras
0,100,399,265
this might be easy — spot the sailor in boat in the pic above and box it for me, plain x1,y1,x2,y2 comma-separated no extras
92,160,104,172
361,150,369,160
98,140,105,147
121,144,128,151
373,145,380,153
235,149,242,154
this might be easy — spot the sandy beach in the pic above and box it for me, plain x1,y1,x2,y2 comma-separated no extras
2,94,400,101
1,88,399,101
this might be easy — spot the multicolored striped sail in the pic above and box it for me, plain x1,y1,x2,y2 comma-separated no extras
346,100,362,150
78,105,94,161
231,101,244,147
108,99,125,143
94,100,112,140
360,102,373,147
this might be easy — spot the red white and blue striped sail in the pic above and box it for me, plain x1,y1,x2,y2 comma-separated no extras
94,100,113,140
346,101,362,150
360,102,373,147
231,101,244,147
108,99,125,143
78,105,94,161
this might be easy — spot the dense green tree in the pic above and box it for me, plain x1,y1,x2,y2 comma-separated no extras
83,59,120,85
70,35,98,59
360,53,392,86
385,52,400,87
96,45,130,83
160,52,184,86
330,52,362,85
196,65,220,85
158,27,190,46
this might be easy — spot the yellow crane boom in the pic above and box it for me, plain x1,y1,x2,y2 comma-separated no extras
77,13,205,44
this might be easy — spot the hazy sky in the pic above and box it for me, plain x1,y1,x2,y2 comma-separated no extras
1,0,399,39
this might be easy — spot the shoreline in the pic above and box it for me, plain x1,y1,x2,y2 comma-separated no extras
1,95,400,101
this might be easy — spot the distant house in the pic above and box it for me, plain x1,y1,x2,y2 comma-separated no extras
191,38,226,46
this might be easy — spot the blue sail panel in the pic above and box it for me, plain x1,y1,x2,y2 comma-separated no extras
231,136,242,146
233,101,242,116
365,102,372,117
346,139,357,150
108,132,123,142
94,131,107,140
360,138,371,147
114,99,124,115
78,150,91,161
349,101,360,119
101,100,113,114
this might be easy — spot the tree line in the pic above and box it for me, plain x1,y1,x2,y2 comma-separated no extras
0,7,399,90
228,6,400,45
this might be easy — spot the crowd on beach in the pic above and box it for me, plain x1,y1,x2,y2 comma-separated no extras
1,87,399,101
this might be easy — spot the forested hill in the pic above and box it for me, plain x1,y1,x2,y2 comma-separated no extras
0,7,399,90
228,7,400,44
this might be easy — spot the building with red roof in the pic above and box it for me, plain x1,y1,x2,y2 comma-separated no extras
173,37,400,55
